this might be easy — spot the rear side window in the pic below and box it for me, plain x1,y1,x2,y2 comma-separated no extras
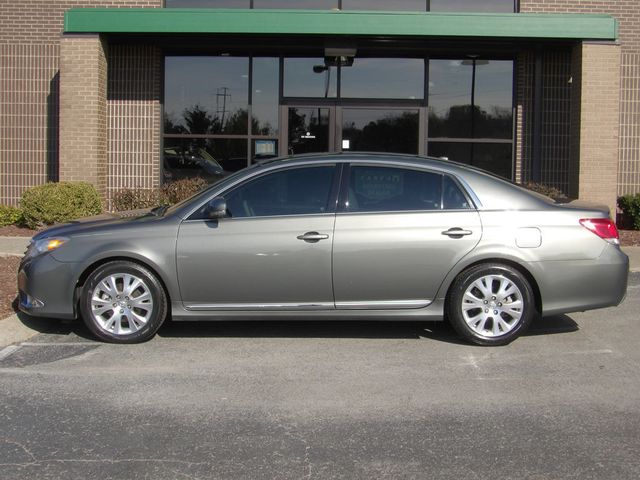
443,175,471,210
347,166,443,212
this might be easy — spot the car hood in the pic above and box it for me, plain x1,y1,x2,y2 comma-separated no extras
32,208,158,240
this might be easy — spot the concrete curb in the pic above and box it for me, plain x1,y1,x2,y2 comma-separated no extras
623,246,640,273
0,314,39,348
0,236,29,257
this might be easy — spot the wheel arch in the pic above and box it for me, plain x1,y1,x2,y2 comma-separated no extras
73,256,173,318
442,257,542,315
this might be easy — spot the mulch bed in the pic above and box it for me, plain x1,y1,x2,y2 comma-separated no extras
0,225,38,237
0,256,20,319
0,225,638,321
619,229,640,247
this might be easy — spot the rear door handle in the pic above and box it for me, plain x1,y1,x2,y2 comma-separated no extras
442,228,473,238
297,231,330,243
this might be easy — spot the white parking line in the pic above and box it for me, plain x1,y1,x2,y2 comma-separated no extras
0,345,21,361
19,342,98,347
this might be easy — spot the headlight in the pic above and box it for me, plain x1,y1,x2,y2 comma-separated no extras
25,237,69,260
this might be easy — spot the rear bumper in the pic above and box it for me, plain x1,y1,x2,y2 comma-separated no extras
18,254,77,319
536,244,629,317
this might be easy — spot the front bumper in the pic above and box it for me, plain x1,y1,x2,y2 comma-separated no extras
18,253,77,319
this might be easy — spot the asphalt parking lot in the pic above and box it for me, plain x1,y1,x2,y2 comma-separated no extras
1,272,639,480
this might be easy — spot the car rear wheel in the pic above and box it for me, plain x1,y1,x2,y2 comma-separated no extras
447,263,536,346
80,261,168,344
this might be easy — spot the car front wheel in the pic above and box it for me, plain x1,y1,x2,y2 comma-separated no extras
80,261,168,344
447,263,536,346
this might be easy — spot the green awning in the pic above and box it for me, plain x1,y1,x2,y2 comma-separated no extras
64,8,618,41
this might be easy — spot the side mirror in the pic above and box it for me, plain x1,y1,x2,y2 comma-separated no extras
205,196,227,219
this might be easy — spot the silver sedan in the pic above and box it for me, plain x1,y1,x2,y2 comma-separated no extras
18,153,629,345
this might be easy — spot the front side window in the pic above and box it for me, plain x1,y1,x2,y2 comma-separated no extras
225,166,336,218
347,166,444,213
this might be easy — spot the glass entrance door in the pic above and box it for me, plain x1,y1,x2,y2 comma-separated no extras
282,105,425,156
285,106,334,155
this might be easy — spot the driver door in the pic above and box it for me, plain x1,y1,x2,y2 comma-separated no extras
176,164,338,310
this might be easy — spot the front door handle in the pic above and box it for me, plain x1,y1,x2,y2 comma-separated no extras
442,228,473,238
297,231,329,243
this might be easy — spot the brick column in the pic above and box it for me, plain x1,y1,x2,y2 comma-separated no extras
59,34,108,196
569,42,621,217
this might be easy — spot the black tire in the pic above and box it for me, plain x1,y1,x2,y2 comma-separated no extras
447,263,536,346
80,260,168,344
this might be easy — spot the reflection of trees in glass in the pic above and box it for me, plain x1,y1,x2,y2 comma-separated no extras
428,104,512,139
343,112,418,154
251,116,275,136
164,105,252,135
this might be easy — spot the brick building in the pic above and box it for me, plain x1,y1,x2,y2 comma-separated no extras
1,1,639,215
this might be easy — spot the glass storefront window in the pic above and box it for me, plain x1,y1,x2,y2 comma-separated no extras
253,0,338,8
166,0,514,10
474,60,513,139
429,0,515,13
163,138,248,181
165,56,249,135
428,59,513,140
427,142,512,179
283,58,337,98
166,0,250,7
251,57,279,136
428,59,472,138
340,58,424,99
342,0,426,11
342,108,419,154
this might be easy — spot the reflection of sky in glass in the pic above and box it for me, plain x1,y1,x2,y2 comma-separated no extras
428,60,470,118
428,60,512,116
252,57,279,136
164,56,248,129
342,0,426,11
475,60,513,115
284,58,337,98
166,0,250,6
341,58,424,99
430,0,514,12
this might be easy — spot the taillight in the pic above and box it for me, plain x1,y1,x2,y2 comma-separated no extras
579,218,619,244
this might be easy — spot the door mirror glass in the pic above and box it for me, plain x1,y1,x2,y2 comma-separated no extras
205,196,227,219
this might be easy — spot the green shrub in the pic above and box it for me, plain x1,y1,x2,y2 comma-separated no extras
20,182,102,229
160,177,208,205
522,182,569,203
111,178,209,212
618,193,640,230
0,205,23,227
111,188,160,212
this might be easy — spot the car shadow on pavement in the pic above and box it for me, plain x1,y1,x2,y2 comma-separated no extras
526,314,579,336
157,319,467,343
15,312,579,345
15,311,97,341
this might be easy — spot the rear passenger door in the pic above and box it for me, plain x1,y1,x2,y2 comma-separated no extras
332,164,482,309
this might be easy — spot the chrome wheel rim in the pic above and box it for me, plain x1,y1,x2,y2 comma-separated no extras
90,273,153,336
461,274,524,338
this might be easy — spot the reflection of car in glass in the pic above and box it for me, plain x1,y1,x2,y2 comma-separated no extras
163,146,226,182
18,153,628,346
